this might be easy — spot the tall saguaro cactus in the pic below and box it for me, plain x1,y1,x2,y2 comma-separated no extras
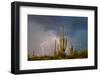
59,25,67,57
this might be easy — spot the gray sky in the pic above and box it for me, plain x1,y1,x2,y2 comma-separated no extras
28,15,88,56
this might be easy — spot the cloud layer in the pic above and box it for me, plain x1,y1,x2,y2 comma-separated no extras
28,15,88,56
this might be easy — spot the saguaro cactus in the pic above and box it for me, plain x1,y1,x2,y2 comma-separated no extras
59,25,67,57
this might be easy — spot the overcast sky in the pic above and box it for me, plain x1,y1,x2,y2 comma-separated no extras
28,15,88,56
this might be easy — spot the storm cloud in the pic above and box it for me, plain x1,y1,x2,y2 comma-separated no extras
28,15,88,57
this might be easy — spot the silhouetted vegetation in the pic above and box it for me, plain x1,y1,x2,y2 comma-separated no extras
28,49,88,61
